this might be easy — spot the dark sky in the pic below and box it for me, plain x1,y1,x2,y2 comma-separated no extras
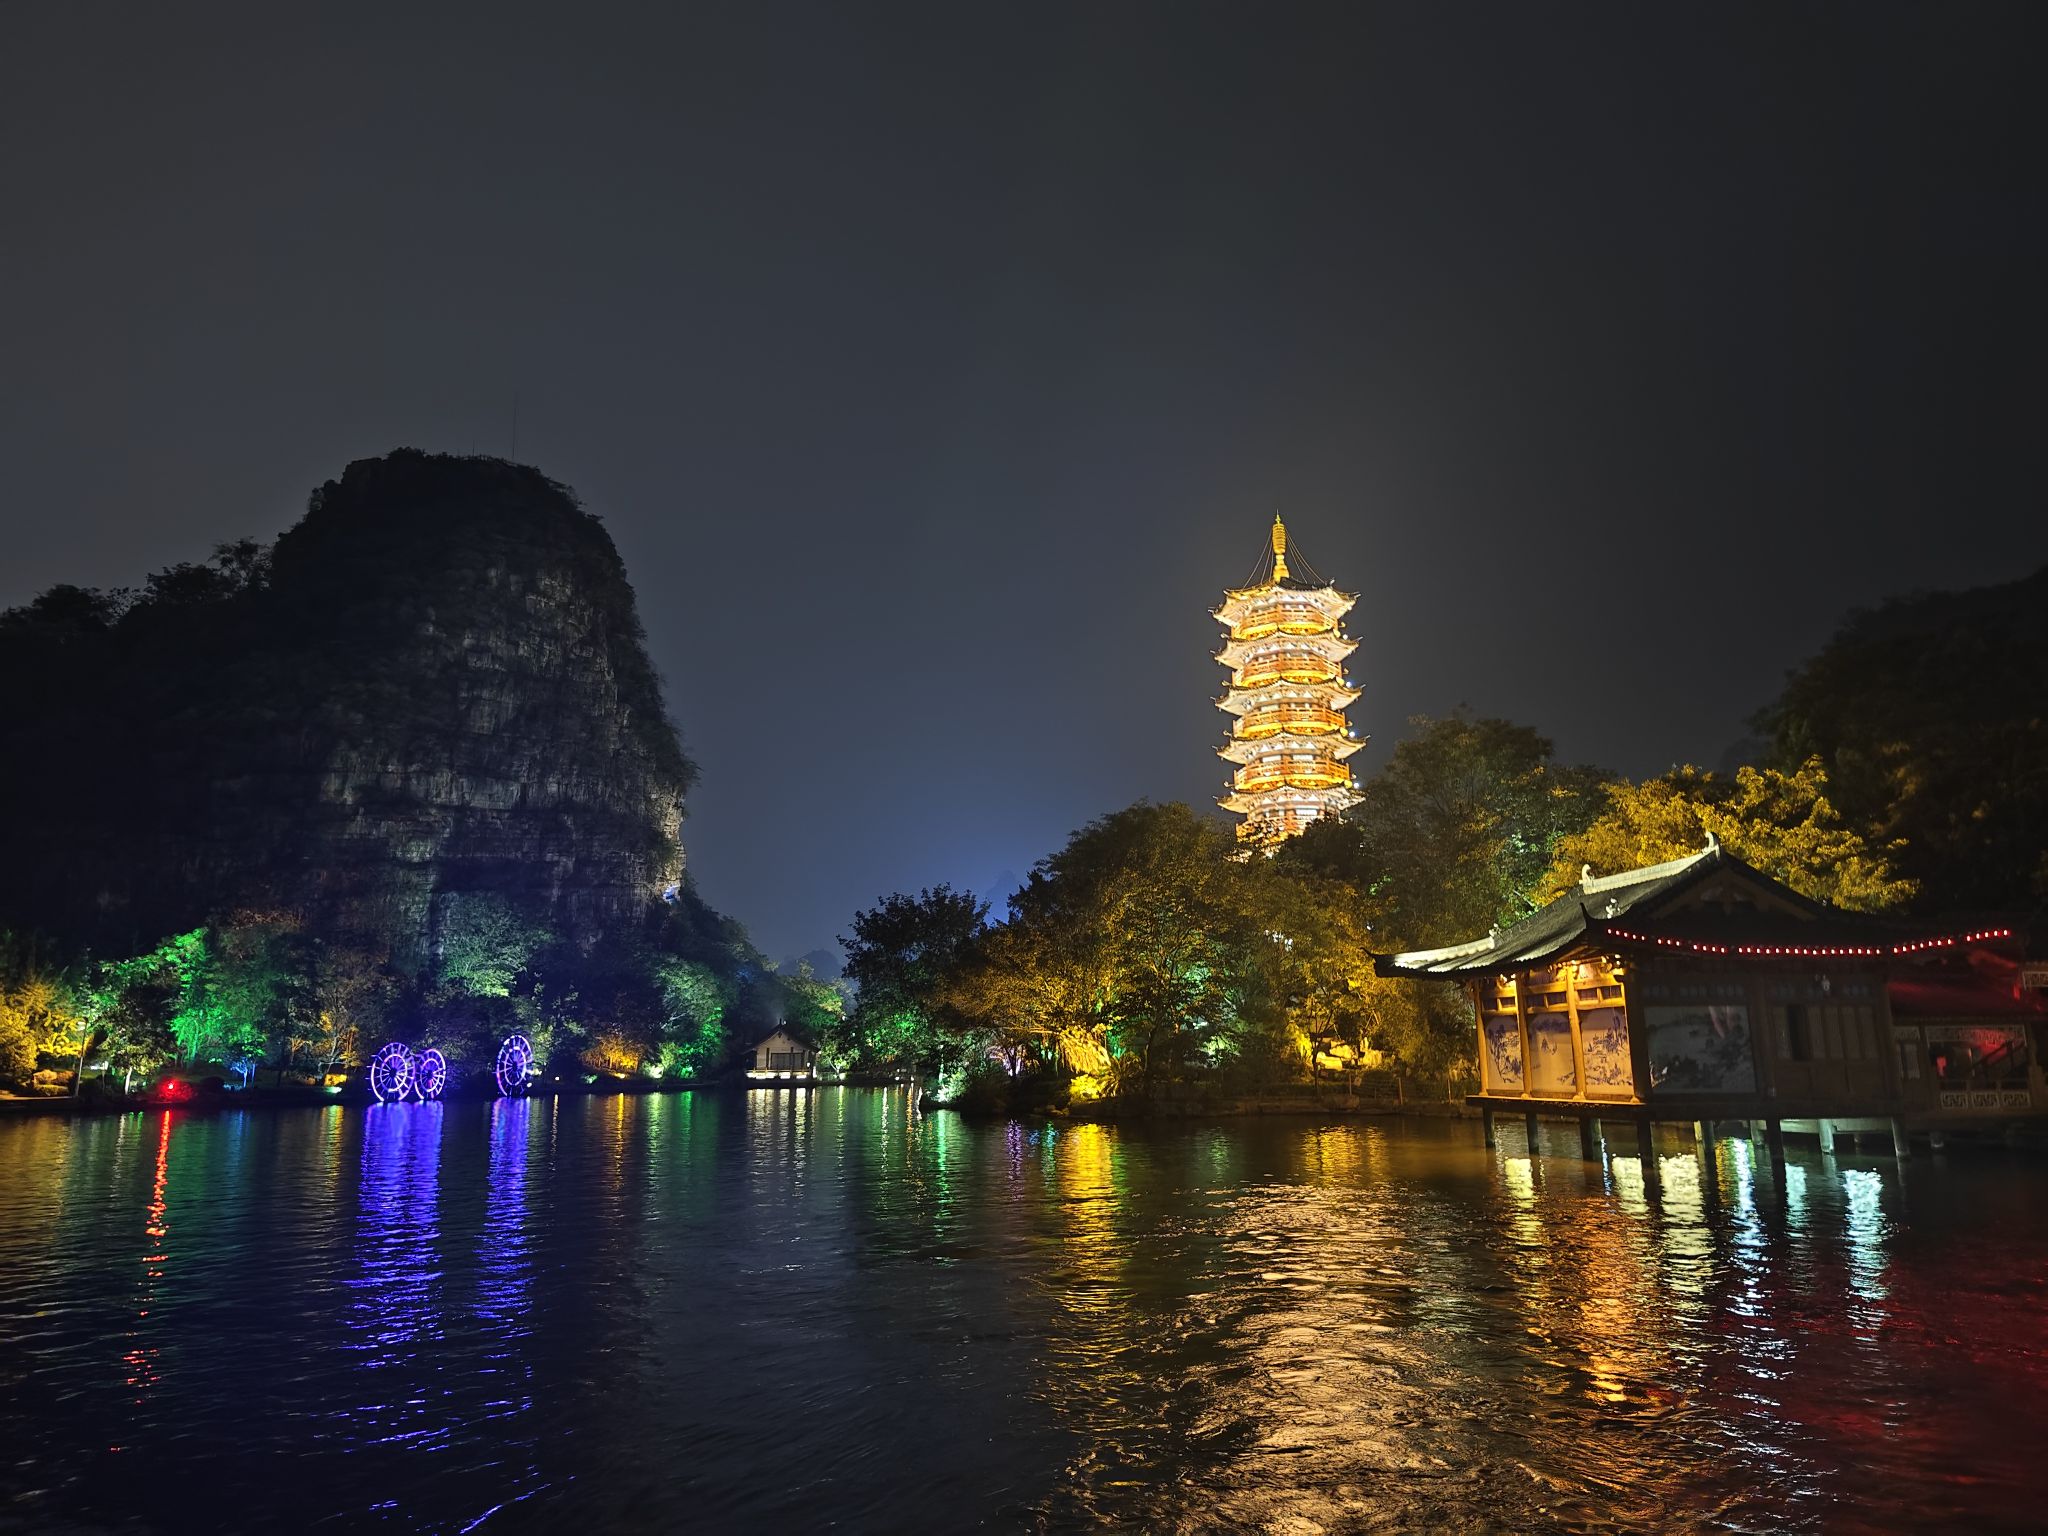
4,3,2044,961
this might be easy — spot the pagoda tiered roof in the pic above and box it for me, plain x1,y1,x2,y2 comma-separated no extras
1213,582,1355,626
1220,783,1357,817
1218,730,1364,765
1214,629,1357,669
1217,679,1360,714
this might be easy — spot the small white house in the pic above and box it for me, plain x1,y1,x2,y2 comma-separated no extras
749,1027,817,1080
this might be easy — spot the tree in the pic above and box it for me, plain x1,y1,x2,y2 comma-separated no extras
0,932,82,1088
311,940,397,1079
1348,714,1609,950
776,962,846,1054
837,885,989,1073
1545,758,1916,912
1755,565,2048,910
82,943,182,1089
959,805,1266,1095
1268,819,1479,1081
208,913,315,1081
652,957,734,1078
435,893,548,998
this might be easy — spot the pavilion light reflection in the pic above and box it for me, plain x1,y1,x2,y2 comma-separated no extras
1729,1134,1757,1216
1782,1161,1810,1229
1842,1168,1889,1307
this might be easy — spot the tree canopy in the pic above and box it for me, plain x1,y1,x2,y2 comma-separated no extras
1753,564,2048,911
1344,713,1610,948
1544,758,1916,912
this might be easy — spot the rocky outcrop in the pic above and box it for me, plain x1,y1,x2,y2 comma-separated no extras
0,450,692,969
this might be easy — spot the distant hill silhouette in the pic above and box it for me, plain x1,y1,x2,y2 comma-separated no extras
0,449,695,967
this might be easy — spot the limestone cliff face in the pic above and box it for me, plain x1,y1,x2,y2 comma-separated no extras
0,450,692,968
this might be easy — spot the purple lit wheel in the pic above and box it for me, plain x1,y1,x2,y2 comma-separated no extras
368,1041,414,1103
494,1035,534,1097
413,1048,448,1101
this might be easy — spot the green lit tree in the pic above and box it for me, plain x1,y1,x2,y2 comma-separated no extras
837,885,989,1074
653,957,734,1078
434,893,549,998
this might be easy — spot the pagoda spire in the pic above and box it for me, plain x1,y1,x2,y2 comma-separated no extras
1271,513,1289,581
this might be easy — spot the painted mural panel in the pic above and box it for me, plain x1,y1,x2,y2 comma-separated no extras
1577,1006,1634,1097
1481,1015,1523,1092
1644,1005,1756,1094
1528,1012,1577,1096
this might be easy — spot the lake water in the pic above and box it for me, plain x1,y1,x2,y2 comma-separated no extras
1,1089,2043,1533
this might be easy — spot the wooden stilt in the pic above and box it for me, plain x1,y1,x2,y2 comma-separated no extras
1524,1109,1540,1150
1890,1117,1912,1159
1481,1106,1496,1148
1579,1116,1600,1160
1636,1115,1660,1193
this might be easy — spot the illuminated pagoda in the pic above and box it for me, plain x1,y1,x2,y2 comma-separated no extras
1214,516,1363,842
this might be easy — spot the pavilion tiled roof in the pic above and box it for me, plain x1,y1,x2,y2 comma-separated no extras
1372,841,1860,977
1375,839,2036,979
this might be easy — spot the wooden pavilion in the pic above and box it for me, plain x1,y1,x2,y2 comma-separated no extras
1375,839,2042,1184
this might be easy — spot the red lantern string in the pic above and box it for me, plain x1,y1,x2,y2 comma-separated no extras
1597,926,2012,959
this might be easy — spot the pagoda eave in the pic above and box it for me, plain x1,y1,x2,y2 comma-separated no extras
1219,786,1361,816
1215,635,1358,668
1213,586,1357,624
1219,684,1361,715
1218,734,1364,765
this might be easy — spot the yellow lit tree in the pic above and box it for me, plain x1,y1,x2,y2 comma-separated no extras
0,933,85,1089
1544,757,1915,912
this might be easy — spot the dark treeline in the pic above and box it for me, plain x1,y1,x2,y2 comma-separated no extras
0,887,843,1099
825,567,2048,1111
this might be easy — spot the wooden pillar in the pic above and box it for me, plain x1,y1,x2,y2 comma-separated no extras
1636,1114,1660,1193
1817,1118,1836,1156
1696,1120,1720,1204
1890,1117,1912,1159
1579,1116,1600,1160
1524,1108,1540,1150
1512,971,1534,1108
1765,1118,1786,1176
1481,1105,1496,1148
1564,963,1590,1103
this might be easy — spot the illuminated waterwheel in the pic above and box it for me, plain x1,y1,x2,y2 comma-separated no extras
413,1048,448,1101
494,1034,534,1097
368,1041,415,1103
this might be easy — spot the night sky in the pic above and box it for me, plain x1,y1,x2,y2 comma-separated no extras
4,3,2043,961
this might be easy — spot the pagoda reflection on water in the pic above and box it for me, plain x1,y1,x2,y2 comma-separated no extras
1214,516,1363,842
